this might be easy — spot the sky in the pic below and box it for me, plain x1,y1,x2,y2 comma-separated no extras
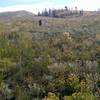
0,0,100,14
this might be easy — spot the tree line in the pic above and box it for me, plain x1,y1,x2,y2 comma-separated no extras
37,6,84,18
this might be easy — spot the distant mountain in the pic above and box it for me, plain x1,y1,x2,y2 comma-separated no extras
0,10,35,21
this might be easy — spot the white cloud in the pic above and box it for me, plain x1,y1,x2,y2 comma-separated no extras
0,1,64,14
0,0,100,14
67,0,100,11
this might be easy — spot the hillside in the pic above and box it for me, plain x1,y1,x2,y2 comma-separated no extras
0,10,100,100
0,10,34,21
0,10,100,34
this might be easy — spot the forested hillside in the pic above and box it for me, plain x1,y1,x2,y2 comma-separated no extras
0,11,100,100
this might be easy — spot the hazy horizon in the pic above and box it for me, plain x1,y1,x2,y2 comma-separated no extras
0,0,100,14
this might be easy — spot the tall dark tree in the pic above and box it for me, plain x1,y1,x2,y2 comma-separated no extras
38,12,41,16
65,6,68,11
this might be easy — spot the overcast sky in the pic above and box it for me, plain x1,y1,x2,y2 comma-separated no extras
0,0,100,14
